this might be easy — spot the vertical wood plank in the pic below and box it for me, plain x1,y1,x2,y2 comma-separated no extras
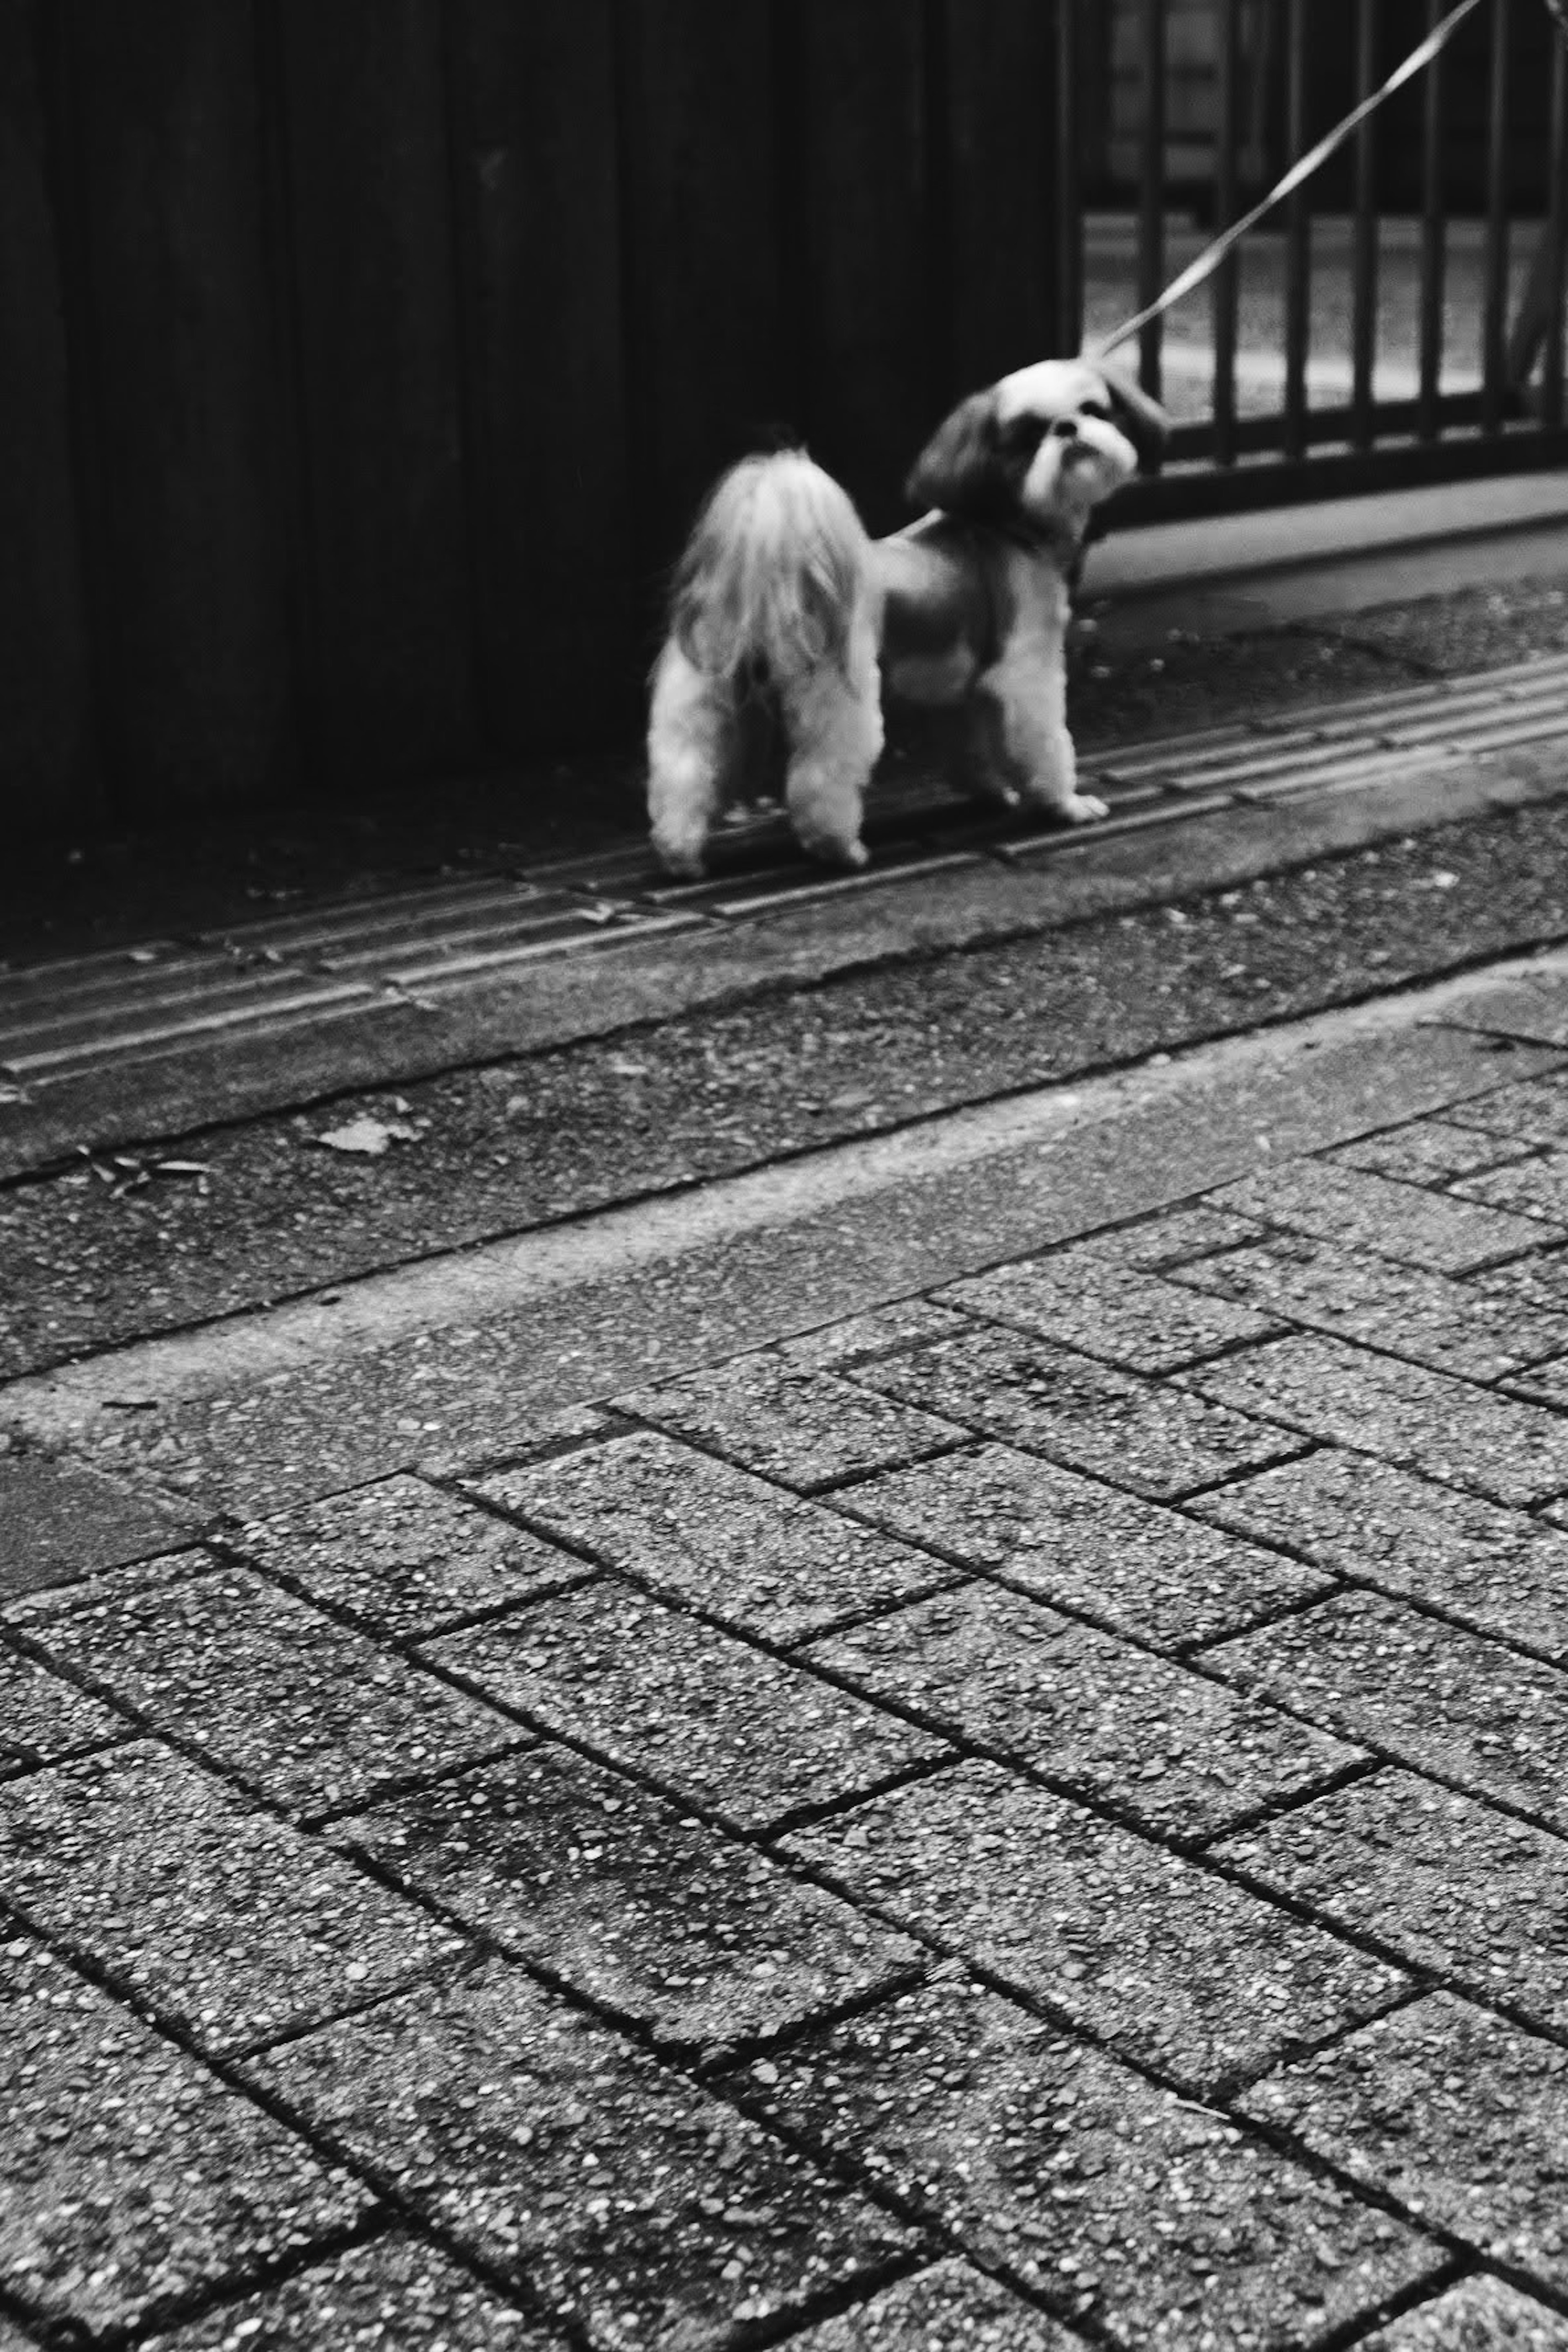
616,0,786,581
0,1,94,829
941,0,1064,394
788,0,929,533
445,0,636,746
274,0,477,777
60,0,295,816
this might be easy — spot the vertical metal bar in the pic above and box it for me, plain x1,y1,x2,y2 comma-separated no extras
1417,0,1446,440
1056,0,1083,353
1547,16,1568,429
1481,0,1510,432
1212,0,1240,464
1283,0,1311,458
1350,0,1379,450
1137,0,1166,399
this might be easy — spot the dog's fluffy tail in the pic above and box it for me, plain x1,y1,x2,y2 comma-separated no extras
666,450,871,690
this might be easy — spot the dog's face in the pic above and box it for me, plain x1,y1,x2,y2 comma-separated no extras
904,359,1167,529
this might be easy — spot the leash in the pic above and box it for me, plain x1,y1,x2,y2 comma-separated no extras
1093,0,1500,358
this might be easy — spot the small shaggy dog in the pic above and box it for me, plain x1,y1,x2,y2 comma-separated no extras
647,358,1167,878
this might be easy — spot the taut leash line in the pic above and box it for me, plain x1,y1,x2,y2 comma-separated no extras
1092,0,1494,358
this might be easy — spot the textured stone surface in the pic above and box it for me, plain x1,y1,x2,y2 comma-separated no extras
1447,1071,1568,1148
1360,2276,1568,2350
477,1428,952,1645
1330,1116,1535,1185
336,1743,920,2055
1208,1590,1568,1833
0,1938,370,2340
1238,1992,1568,2291
0,1644,125,1777
720,1972,1438,2347
936,1246,1277,1373
1192,1449,1568,1659
141,2233,557,2349
1213,1768,1568,2035
232,1472,586,1639
0,1457,194,1605
803,1584,1360,1842
784,1762,1405,2095
247,1959,913,2350
837,1441,1328,1649
426,1581,945,1833
779,1299,972,1369
0,1740,463,2055
1187,1334,1568,1508
1207,1158,1553,1271
1455,1150,1568,1227
855,1322,1301,1500
28,1556,521,1819
1173,1231,1568,1379
787,2261,1079,2350
617,1353,966,1490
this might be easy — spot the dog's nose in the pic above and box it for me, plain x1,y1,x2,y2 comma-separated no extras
1051,416,1080,440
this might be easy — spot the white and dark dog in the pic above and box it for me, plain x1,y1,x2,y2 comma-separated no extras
647,357,1167,877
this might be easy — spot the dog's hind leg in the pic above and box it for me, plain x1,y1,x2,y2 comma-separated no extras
647,644,733,878
779,616,884,869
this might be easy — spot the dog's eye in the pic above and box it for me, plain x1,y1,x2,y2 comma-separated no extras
1079,399,1111,421
1002,415,1049,456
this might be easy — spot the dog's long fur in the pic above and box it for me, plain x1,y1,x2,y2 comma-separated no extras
648,359,1167,877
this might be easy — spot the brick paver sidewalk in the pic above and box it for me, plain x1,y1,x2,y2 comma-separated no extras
10,1035,1568,2344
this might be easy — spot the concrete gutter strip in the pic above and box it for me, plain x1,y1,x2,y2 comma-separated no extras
5,942,1566,1449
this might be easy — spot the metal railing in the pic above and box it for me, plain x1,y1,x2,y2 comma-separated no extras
1081,0,1568,525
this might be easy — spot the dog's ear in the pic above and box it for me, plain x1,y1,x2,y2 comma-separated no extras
904,389,1006,517
1095,364,1169,474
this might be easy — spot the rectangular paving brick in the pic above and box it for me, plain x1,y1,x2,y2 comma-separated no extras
1186,1334,1568,1508
803,1584,1359,1843
336,1742,919,2057
28,1555,523,1820
0,1457,196,1606
617,1352,967,1490
837,1441,1330,1650
1060,1205,1267,1271
0,1643,126,1777
232,1473,588,1639
1,1939,370,2341
1455,1150,1568,1227
935,1248,1278,1374
1238,1992,1568,2294
854,1322,1301,1502
246,1958,913,2350
1213,1767,1568,2037
1447,1070,1568,1147
788,2261,1078,2351
1207,1590,1568,1835
1361,2278,1568,2350
425,1582,944,1834
0,1740,464,2056
1173,1231,1568,1381
1503,1352,1568,1415
141,2233,558,2350
1207,1159,1552,1272
783,1760,1406,2095
1192,1449,1568,1661
718,1971,1436,2343
475,1428,953,1646
779,1299,972,1370
1328,1117,1536,1186
1473,1249,1568,1323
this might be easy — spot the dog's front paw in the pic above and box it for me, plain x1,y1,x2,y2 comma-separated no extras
1061,791,1108,825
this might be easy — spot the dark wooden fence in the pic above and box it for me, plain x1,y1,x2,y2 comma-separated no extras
2,0,1078,833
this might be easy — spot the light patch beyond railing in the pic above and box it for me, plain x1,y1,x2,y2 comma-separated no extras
4,653,1568,1092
